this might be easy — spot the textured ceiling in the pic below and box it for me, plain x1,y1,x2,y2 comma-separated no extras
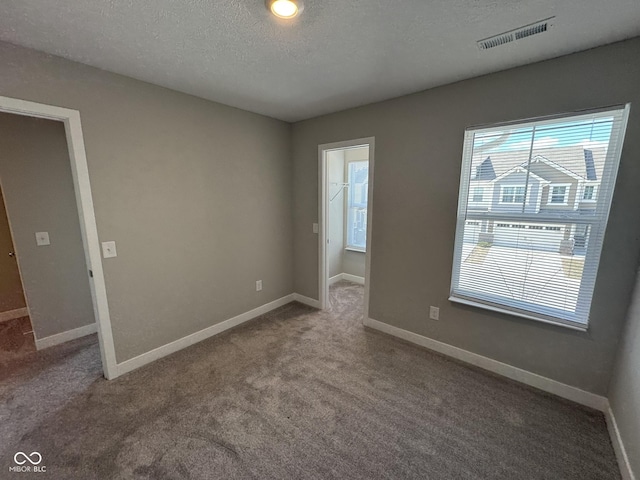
1,0,639,122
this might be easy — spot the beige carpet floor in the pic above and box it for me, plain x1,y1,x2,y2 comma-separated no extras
0,281,620,479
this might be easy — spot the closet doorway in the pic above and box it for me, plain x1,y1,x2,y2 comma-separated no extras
318,137,375,319
0,184,33,355
0,95,116,379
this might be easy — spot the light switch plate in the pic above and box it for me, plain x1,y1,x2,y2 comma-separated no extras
35,232,50,246
102,241,117,259
313,223,319,234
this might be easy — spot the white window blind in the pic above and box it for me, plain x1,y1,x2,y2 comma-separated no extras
450,106,629,329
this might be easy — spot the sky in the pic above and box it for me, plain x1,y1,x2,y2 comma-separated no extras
473,117,613,153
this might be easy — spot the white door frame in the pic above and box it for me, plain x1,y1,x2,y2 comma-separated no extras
318,137,375,320
0,95,117,379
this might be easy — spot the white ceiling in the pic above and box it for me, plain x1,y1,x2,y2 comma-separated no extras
1,0,639,122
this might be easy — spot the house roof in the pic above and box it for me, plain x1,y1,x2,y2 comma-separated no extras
475,157,497,180
490,166,550,184
529,154,584,181
470,145,607,183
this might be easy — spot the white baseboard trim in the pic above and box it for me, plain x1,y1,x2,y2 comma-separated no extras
292,293,321,309
0,307,29,323
115,294,296,377
606,407,637,480
342,273,365,285
35,322,97,350
363,317,609,411
328,273,365,286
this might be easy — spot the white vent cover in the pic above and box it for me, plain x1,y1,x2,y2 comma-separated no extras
478,17,555,50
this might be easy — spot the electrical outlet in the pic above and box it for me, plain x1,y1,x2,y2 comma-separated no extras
429,306,440,321
35,232,50,246
256,280,263,291
101,241,117,258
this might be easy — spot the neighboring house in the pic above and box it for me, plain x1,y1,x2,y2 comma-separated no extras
465,145,606,255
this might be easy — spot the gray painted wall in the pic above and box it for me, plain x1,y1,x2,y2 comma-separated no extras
343,251,365,278
292,38,640,395
0,41,293,362
0,113,95,338
327,150,345,278
609,269,640,477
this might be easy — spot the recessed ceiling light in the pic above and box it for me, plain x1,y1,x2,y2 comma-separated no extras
266,0,304,19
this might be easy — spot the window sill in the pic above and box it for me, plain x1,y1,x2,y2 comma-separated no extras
448,295,588,332
345,247,366,253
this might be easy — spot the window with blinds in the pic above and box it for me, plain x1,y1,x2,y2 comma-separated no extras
346,160,369,250
450,106,629,329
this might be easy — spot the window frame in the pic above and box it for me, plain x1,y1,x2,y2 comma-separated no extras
582,184,598,202
499,185,527,204
471,187,484,203
449,105,630,331
547,183,571,205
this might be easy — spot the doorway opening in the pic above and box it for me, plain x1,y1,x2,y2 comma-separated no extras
0,96,116,379
318,137,375,319
0,184,34,355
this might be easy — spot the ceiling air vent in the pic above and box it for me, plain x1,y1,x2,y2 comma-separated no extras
477,17,555,50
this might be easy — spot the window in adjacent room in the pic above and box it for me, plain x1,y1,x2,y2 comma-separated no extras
346,160,369,251
450,105,629,329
